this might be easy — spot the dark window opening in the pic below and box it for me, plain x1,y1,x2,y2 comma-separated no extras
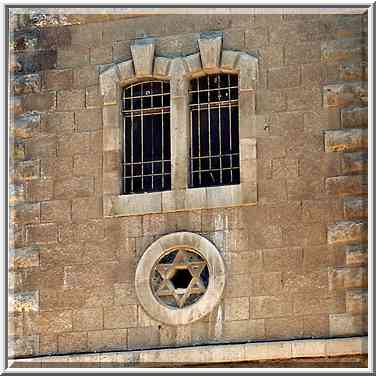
170,269,192,289
122,80,171,194
189,73,240,188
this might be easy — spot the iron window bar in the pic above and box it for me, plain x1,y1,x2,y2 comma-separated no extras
189,73,240,188
122,80,171,195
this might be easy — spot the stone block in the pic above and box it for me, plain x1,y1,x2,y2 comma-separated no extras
130,38,155,77
57,131,90,157
8,313,23,336
326,336,367,357
44,69,73,90
41,200,71,223
293,292,345,315
40,157,73,179
88,329,127,352
70,23,102,47
224,273,252,298
268,66,300,90
327,220,367,244
259,178,287,203
116,60,135,83
341,106,367,129
344,196,367,219
245,26,268,49
161,190,186,212
103,305,137,329
11,112,40,140
263,247,303,273
344,244,368,266
86,85,103,108
103,127,120,152
329,266,367,291
198,35,222,71
57,89,85,110
8,335,39,357
73,65,99,89
287,176,325,201
25,310,72,335
283,222,326,246
9,291,38,313
291,338,326,358
102,105,118,129
286,87,321,111
324,128,367,152
321,38,363,63
169,58,188,97
342,152,368,175
11,203,40,224
154,56,171,77
114,282,137,306
239,91,256,138
73,153,102,176
303,245,335,271
303,314,329,337
257,136,286,159
256,90,286,113
237,53,258,90
265,316,304,339
183,53,201,75
300,153,342,178
224,297,249,321
271,159,298,179
58,332,88,353
41,112,74,134
323,82,367,109
23,92,56,112
221,50,240,71
12,73,41,95
326,175,367,196
72,197,102,223
73,308,103,331
75,108,102,132
90,45,112,65
112,40,132,62
329,313,367,336
302,199,343,223
25,223,57,244
25,134,57,159
285,41,321,64
252,296,294,319
54,176,94,199
346,289,367,314
128,327,160,350
9,246,40,270
99,65,119,106
301,63,326,85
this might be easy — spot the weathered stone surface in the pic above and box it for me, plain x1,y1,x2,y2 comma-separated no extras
9,246,40,270
326,175,367,196
330,313,367,336
75,108,102,132
183,53,201,75
57,89,85,110
11,74,41,95
198,35,222,71
343,244,368,266
9,335,39,358
41,200,71,223
11,112,40,139
324,128,367,152
99,65,119,106
23,92,56,112
88,329,127,352
344,196,368,219
321,38,364,63
342,152,368,174
237,53,258,90
10,203,40,224
154,57,171,77
130,38,155,77
44,69,73,90
323,82,367,109
327,220,367,244
341,106,368,129
268,66,299,90
329,266,367,290
116,60,134,83
9,291,38,313
103,305,137,329
221,50,240,70
346,289,367,314
54,176,94,199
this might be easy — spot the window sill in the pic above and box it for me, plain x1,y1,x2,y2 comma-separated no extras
103,183,257,217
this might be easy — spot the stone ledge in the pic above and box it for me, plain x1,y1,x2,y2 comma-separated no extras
10,336,368,367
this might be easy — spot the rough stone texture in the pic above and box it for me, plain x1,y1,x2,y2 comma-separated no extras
9,11,368,361
130,38,155,77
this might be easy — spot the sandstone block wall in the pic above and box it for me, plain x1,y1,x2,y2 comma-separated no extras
9,10,368,358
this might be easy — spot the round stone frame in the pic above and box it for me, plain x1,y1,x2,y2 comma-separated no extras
135,232,226,326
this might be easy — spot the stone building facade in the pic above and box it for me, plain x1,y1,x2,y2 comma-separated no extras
8,8,368,367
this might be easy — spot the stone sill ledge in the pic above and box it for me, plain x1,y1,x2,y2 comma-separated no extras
10,336,368,368
104,183,257,217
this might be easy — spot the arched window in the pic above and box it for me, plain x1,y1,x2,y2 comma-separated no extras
189,73,240,188
122,80,171,194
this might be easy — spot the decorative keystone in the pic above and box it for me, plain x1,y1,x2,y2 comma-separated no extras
183,53,202,75
327,220,367,244
221,50,240,71
198,35,222,71
99,65,119,106
117,60,135,83
130,38,155,77
324,128,367,152
154,57,171,77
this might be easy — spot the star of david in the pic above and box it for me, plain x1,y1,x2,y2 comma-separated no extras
154,250,208,308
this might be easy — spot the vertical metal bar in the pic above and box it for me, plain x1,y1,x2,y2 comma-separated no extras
161,81,164,191
141,83,144,191
228,74,233,183
197,78,201,186
131,85,134,193
218,75,222,185
190,108,193,187
207,75,211,184
123,113,126,194
151,82,154,191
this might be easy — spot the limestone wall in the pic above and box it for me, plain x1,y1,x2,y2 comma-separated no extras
9,9,368,358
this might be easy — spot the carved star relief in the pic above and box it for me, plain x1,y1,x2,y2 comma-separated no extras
155,250,208,308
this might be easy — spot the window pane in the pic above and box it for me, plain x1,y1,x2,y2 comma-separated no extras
122,80,170,194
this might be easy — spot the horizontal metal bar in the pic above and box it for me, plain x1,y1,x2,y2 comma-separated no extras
191,153,239,160
122,108,170,116
123,159,171,165
191,166,240,173
188,85,238,94
122,93,170,100
123,173,171,179
190,100,238,108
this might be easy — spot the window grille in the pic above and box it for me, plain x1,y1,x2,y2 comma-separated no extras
122,81,171,194
189,73,240,188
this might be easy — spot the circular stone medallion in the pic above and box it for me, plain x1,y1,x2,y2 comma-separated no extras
135,232,225,326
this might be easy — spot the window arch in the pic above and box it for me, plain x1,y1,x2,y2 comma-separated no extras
189,73,239,188
122,80,171,194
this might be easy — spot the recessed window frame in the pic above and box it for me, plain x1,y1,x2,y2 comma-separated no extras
99,36,258,217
